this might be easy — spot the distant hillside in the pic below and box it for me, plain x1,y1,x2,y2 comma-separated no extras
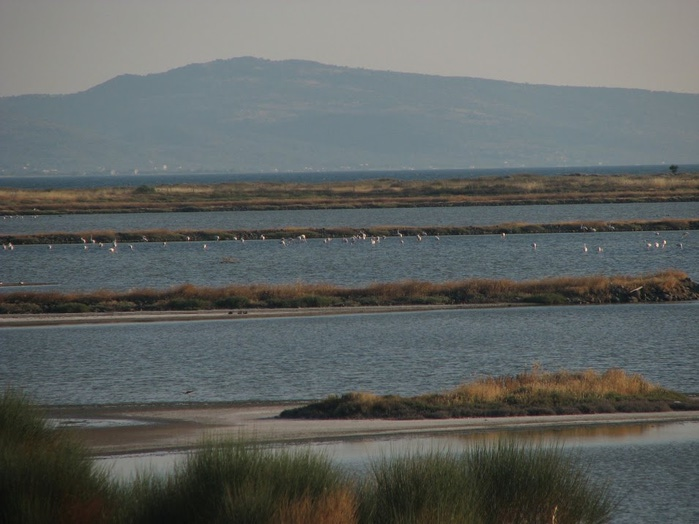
1,57,698,173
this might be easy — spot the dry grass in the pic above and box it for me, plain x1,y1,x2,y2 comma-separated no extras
281,366,698,420
1,172,697,214
448,367,661,404
1,271,696,314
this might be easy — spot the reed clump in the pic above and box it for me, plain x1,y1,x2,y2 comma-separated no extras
3,390,616,523
280,367,698,420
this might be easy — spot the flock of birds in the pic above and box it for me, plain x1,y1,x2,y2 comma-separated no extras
2,228,689,254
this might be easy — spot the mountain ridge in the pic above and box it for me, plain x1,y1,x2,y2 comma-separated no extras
1,57,697,173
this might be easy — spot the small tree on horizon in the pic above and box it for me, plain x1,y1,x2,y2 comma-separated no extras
669,164,679,174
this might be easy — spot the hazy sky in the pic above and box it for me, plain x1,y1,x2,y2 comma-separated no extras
2,0,698,97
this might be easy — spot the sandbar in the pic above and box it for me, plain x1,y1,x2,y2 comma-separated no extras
46,403,699,456
0,304,526,328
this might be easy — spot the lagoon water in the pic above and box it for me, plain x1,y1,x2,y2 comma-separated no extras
2,196,699,522
1,202,697,236
3,303,698,522
2,303,698,405
1,229,696,293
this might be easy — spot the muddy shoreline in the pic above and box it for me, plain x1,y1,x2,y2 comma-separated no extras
46,403,699,456
0,303,527,327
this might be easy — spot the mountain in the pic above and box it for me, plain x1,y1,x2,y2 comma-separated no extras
1,57,698,173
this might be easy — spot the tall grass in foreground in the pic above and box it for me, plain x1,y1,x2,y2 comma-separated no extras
359,443,614,524
114,439,355,524
3,390,615,523
0,389,112,523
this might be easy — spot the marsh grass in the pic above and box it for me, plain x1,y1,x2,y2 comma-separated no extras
114,439,354,524
359,443,614,524
0,389,112,523
3,390,616,523
281,367,698,420
1,172,698,215
1,271,696,314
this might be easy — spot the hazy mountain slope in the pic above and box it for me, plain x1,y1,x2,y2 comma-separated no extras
1,57,697,172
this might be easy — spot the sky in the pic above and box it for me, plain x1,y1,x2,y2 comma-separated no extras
1,0,698,98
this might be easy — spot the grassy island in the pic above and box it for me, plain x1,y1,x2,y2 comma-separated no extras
280,367,699,420
1,172,697,215
0,271,697,315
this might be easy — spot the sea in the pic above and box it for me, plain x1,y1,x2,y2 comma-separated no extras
2,166,698,522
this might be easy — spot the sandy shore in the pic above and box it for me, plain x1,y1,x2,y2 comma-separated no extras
46,403,699,456
0,303,528,327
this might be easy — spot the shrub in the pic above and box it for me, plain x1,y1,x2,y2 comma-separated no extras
48,302,92,313
524,292,568,305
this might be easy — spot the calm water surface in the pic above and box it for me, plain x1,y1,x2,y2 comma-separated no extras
3,195,698,522
1,230,695,292
2,303,697,405
2,202,697,235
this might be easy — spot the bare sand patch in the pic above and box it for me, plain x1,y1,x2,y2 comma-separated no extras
47,403,699,456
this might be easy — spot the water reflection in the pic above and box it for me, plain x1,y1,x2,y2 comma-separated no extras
98,421,699,523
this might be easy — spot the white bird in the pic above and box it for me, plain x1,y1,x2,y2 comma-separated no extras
532,242,537,250
583,244,588,253
597,246,603,253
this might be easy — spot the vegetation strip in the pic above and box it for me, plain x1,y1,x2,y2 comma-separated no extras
2,389,616,522
280,367,699,420
1,271,697,315
1,172,697,215
2,218,698,246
